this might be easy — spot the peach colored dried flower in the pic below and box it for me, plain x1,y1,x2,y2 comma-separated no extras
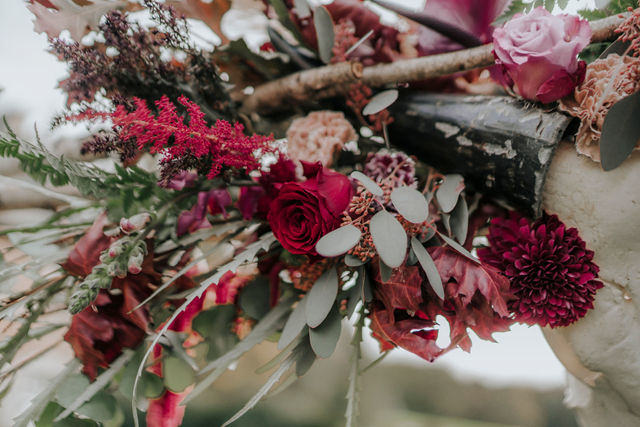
286,111,356,167
559,54,640,161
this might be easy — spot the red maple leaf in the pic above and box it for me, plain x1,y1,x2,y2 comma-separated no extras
369,305,442,362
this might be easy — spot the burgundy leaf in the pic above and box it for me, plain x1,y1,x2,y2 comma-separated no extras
62,212,111,277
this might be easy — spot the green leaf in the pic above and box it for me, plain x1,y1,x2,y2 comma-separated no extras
370,210,407,268
344,254,365,267
182,297,295,405
600,90,640,171
74,391,117,423
294,0,311,17
309,305,342,358
239,277,271,319
438,232,480,263
390,186,429,223
362,89,399,116
142,372,165,399
54,350,134,422
14,360,80,427
410,237,444,300
314,6,334,64
316,224,362,258
436,174,464,213
295,336,316,377
350,171,383,196
163,357,195,393
449,197,469,244
278,296,308,350
378,258,392,283
192,305,237,338
305,267,339,328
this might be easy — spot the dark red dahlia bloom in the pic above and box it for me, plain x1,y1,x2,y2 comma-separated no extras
478,212,603,328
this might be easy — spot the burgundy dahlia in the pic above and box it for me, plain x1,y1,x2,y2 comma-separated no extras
478,212,603,328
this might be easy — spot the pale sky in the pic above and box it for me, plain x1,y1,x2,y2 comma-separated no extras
0,0,600,389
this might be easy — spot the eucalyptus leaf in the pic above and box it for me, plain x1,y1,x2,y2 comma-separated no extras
346,281,362,319
362,89,399,115
436,174,464,213
379,258,392,283
420,227,436,244
314,6,334,63
294,0,311,17
600,90,640,171
309,305,342,358
370,210,407,268
438,232,480,263
295,337,316,377
410,237,445,299
449,197,469,244
278,297,308,350
305,267,339,328
344,254,365,267
316,224,361,257
163,357,195,393
350,171,383,196
239,277,271,319
390,186,429,223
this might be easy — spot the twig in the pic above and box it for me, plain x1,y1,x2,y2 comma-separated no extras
242,13,629,114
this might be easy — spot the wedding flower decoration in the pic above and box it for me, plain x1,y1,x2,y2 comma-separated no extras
559,54,640,161
478,213,603,327
286,110,356,168
268,163,353,255
492,7,591,103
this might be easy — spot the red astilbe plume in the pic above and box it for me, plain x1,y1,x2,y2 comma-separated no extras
478,212,604,328
109,95,274,181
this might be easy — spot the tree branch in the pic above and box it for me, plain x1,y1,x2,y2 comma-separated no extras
242,13,629,115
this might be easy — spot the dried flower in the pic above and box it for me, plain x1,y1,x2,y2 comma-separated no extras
559,54,640,161
478,213,603,328
364,149,416,187
615,4,640,56
286,111,356,168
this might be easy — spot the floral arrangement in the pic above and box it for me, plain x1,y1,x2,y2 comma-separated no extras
1,0,639,426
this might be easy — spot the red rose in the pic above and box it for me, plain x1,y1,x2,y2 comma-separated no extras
268,165,353,255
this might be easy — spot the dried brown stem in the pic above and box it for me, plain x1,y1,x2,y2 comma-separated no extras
242,13,629,114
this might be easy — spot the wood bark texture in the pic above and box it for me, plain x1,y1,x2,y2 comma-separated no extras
242,13,628,114
388,93,572,216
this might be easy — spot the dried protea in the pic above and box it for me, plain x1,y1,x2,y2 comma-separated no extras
363,149,416,187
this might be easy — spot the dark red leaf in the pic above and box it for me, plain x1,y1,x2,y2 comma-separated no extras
369,306,442,362
371,263,423,317
62,212,111,277
428,246,511,316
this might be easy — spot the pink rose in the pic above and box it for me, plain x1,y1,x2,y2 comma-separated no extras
492,7,591,103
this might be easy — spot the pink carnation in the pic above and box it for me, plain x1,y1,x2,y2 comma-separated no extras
492,7,591,103
286,111,356,168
